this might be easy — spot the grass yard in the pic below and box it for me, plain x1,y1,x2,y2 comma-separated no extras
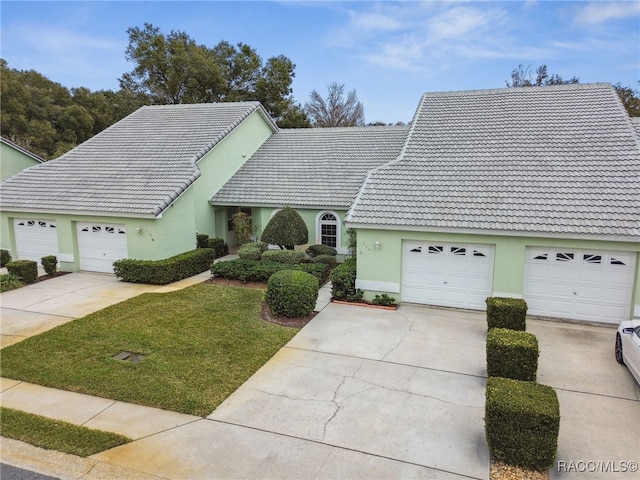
0,284,298,417
0,407,130,456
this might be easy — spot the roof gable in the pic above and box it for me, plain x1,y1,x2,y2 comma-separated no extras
0,102,276,217
210,126,409,208
1,137,45,163
346,83,640,239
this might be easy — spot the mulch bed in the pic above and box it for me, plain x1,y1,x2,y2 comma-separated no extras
205,276,316,328
490,460,549,480
32,271,70,284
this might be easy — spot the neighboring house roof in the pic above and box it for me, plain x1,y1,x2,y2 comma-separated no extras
0,102,277,218
210,126,409,209
346,83,640,240
1,137,46,163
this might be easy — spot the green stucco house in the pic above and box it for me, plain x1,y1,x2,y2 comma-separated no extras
1,83,638,325
1,137,44,182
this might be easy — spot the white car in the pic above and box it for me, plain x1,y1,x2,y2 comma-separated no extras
615,320,640,384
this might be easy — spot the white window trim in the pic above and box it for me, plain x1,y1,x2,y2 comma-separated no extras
315,210,347,254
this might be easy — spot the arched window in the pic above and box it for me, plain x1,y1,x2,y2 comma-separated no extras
317,211,340,248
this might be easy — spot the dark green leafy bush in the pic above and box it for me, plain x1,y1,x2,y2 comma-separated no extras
330,258,362,301
41,255,58,276
0,273,23,292
313,254,337,270
371,293,396,307
265,270,319,318
211,259,327,283
306,244,337,258
487,328,539,381
113,249,215,285
0,249,12,267
206,238,229,258
486,297,528,331
238,242,267,261
261,207,308,250
196,233,209,249
485,377,559,471
261,250,305,264
6,260,38,283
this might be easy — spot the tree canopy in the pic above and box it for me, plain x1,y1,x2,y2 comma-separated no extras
120,23,309,126
261,207,308,250
304,82,365,127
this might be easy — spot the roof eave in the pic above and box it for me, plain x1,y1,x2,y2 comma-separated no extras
0,206,159,220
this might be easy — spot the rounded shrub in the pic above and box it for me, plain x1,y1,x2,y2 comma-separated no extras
196,233,209,249
0,249,12,267
6,260,38,283
261,207,308,250
313,254,337,270
261,249,305,264
306,244,337,258
265,270,319,318
238,241,267,261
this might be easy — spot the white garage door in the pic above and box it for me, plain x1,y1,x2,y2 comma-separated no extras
524,248,636,324
77,223,128,273
14,219,58,264
402,241,495,310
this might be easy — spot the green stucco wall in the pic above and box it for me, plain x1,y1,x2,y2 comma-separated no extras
193,112,275,238
1,142,41,182
250,207,351,253
355,228,640,319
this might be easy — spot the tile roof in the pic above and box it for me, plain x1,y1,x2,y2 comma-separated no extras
346,83,640,239
0,102,275,217
210,126,409,208
1,137,46,163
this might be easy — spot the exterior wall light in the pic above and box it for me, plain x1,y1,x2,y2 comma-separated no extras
136,227,143,234
375,241,381,250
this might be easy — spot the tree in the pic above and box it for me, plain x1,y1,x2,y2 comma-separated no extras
304,82,365,127
506,64,579,88
613,83,640,117
120,24,309,127
261,207,308,250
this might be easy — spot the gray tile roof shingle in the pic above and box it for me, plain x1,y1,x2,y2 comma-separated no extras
210,126,409,208
0,102,275,217
346,83,640,239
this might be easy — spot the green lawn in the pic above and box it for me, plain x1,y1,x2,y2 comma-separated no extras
1,407,130,456
0,284,298,416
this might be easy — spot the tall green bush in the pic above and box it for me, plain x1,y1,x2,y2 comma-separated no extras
6,260,38,283
485,377,559,470
232,212,253,246
486,297,528,331
265,270,319,317
196,233,209,249
0,249,12,267
261,207,308,250
330,258,361,301
113,249,215,285
206,237,229,258
487,328,539,381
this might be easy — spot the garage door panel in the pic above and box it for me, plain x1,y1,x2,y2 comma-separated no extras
14,219,59,264
402,241,494,310
77,223,128,273
524,247,635,324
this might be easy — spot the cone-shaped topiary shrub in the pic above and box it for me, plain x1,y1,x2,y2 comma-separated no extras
261,207,308,250
265,270,319,318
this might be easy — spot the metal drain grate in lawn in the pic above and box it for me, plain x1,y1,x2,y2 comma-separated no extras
112,351,146,363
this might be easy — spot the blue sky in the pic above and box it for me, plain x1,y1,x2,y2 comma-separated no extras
2,1,639,123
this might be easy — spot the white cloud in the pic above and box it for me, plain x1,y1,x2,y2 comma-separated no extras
574,1,640,25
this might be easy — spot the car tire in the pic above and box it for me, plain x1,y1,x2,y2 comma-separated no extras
615,334,625,365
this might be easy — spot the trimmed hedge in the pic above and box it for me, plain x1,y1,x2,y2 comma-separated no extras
485,377,560,470
238,242,268,261
265,270,319,317
0,249,12,267
486,297,528,331
6,260,38,283
306,244,337,258
196,233,209,249
41,255,58,276
211,259,327,283
313,254,337,270
330,258,361,301
206,237,229,259
487,328,539,381
261,250,305,264
113,249,215,285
